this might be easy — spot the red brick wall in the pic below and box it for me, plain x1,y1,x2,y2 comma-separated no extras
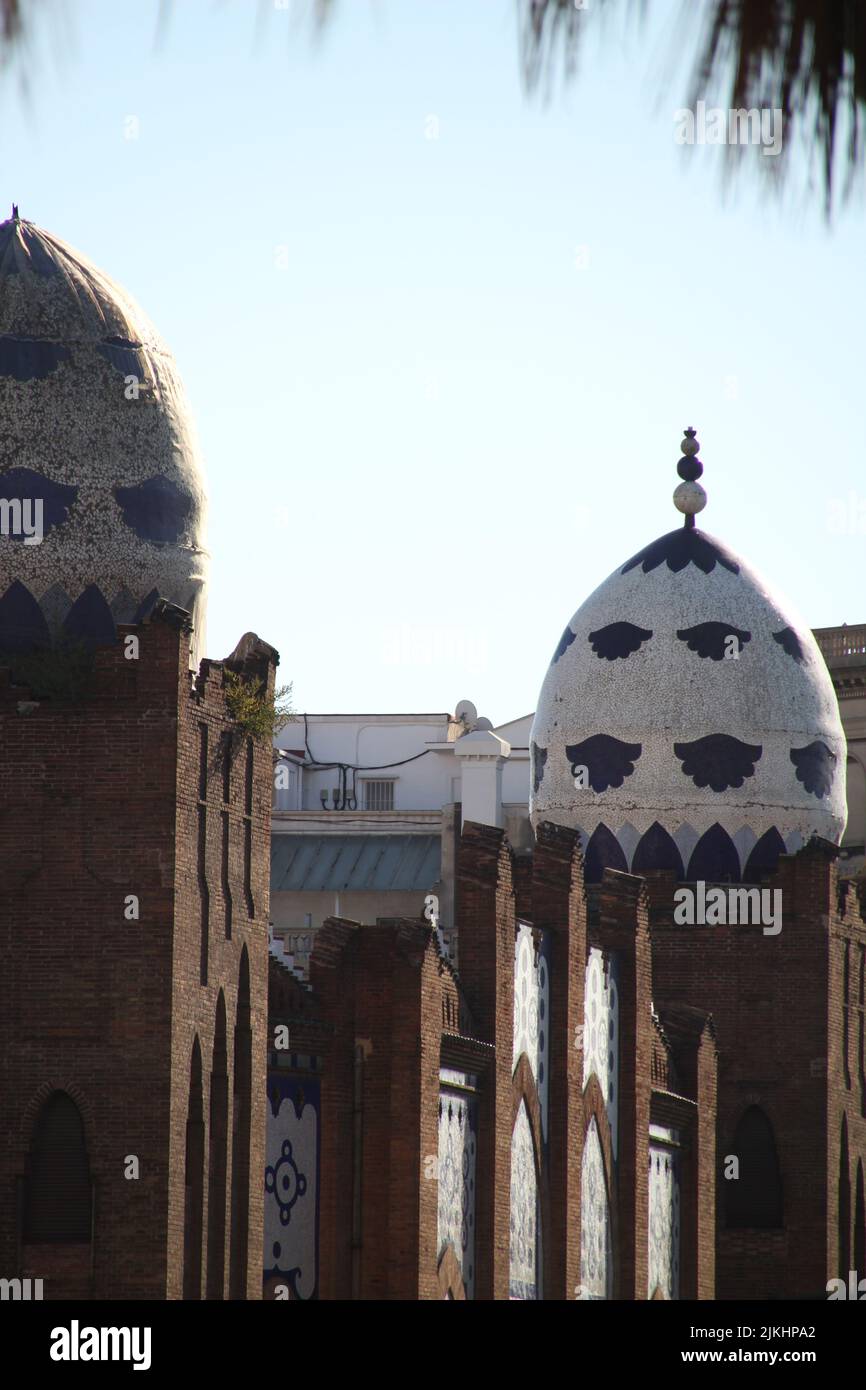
651,840,866,1299
455,824,516,1300
291,829,720,1303
0,609,275,1299
531,823,586,1299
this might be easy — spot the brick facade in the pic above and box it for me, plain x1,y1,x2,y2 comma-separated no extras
0,606,276,1299
650,839,866,1300
265,819,717,1300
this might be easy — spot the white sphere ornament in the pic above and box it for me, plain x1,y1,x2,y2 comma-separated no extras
680,433,701,456
674,481,707,516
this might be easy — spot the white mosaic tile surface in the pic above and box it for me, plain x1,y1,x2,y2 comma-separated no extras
513,922,549,1140
530,528,846,858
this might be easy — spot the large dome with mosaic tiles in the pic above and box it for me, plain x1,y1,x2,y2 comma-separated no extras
529,429,846,882
0,209,209,666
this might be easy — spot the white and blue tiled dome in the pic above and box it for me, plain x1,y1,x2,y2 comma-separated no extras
0,209,209,666
530,430,846,883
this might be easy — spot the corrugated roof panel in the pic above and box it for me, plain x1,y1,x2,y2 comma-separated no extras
270,834,441,893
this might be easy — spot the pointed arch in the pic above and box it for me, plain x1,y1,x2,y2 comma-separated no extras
437,1243,467,1300
183,1036,205,1299
62,583,116,649
838,1114,851,1278
725,1106,783,1229
229,948,253,1299
207,991,229,1299
744,827,786,880
585,824,628,884
509,1057,549,1300
0,580,50,653
509,1094,543,1300
580,1075,616,1300
687,824,740,882
632,822,684,878
23,1090,92,1242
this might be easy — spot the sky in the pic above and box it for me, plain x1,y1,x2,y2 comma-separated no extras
2,0,865,723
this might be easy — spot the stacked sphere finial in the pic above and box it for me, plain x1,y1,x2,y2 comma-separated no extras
673,426,707,525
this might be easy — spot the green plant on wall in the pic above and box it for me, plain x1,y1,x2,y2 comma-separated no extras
223,669,294,742
6,637,96,703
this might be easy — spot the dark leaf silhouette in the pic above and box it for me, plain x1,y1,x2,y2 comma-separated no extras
565,734,642,791
0,335,69,381
0,467,78,537
676,622,751,660
551,625,576,664
588,621,652,660
621,529,740,576
773,627,805,663
674,733,762,791
790,741,836,798
531,742,547,795
114,476,193,545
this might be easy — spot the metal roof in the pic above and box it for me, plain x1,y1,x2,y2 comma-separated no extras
271,833,441,893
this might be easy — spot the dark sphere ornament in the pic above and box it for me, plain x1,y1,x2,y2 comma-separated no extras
677,456,703,481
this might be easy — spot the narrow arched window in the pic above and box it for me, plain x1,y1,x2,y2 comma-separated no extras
24,1092,92,1242
725,1106,783,1229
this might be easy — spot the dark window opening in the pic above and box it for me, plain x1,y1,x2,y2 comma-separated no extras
24,1092,92,1243
725,1106,783,1230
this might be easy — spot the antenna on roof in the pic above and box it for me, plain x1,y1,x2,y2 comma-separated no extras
455,699,477,728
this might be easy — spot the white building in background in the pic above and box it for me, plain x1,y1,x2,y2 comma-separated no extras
269,702,532,972
270,627,866,976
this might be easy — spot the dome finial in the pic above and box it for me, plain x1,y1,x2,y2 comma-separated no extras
673,425,707,529
11,203,19,221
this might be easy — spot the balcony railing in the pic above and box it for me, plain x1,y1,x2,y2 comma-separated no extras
813,625,866,662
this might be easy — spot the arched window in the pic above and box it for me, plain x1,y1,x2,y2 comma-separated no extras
183,1037,205,1299
24,1092,92,1242
580,1117,613,1299
509,1102,541,1299
229,949,252,1299
207,992,229,1299
725,1106,783,1229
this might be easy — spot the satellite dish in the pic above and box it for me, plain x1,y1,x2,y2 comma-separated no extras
474,716,493,731
455,699,477,726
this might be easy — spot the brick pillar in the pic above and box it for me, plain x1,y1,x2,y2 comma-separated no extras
456,822,515,1300
310,920,359,1300
596,870,652,1299
383,924,442,1300
532,822,586,1299
658,1007,718,1300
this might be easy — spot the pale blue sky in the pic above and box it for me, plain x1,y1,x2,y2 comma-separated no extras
3,0,864,720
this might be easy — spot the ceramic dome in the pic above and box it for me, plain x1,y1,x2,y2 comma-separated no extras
529,430,846,882
0,210,209,667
